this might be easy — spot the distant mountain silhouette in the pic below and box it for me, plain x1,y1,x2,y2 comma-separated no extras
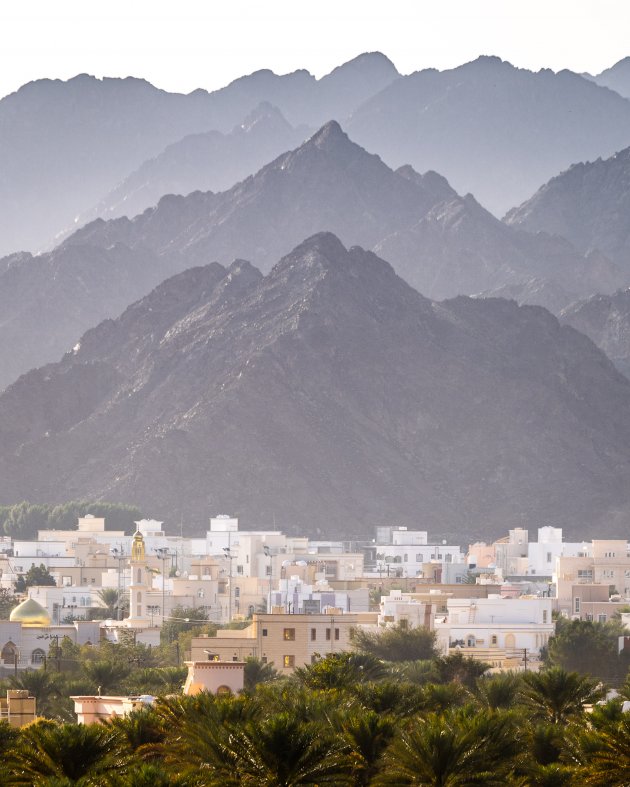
68,103,310,230
2,233,630,539
505,146,630,272
1,122,621,391
590,57,630,99
561,289,630,378
0,53,399,256
346,56,630,215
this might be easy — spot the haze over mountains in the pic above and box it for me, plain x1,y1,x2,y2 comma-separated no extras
71,103,310,230
346,56,630,216
3,53,630,257
2,233,630,539
4,52,630,541
560,290,630,379
2,121,622,391
0,52,399,256
505,145,630,272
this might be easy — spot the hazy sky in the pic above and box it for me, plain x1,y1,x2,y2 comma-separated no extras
1,0,628,100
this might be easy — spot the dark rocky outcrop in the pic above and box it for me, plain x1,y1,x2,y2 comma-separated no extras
2,233,630,540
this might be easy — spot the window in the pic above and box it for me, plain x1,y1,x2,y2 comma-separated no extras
266,565,272,576
543,610,548,624
283,628,295,641
491,635,497,646
137,605,142,616
466,635,476,647
2,642,17,665
404,554,408,562
262,628,268,637
335,628,340,640
546,552,552,563
137,591,142,603
598,614,607,623
234,587,240,598
310,628,316,641
31,648,46,665
283,655,295,668
445,554,452,563
400,619,408,630
326,628,331,641
416,554,423,562
237,565,243,575
137,568,142,583
574,597,581,613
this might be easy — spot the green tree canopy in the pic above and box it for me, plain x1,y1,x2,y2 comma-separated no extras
352,623,438,662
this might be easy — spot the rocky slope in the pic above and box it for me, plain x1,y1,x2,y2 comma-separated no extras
1,233,630,540
71,103,310,229
561,289,630,378
1,122,622,391
504,146,630,272
590,57,630,99
346,56,630,216
65,121,620,300
0,53,399,255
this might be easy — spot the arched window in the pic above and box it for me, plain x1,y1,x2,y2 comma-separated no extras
31,648,46,665
505,633,516,649
137,568,142,583
490,634,498,646
466,634,476,647
137,591,142,603
1,642,17,664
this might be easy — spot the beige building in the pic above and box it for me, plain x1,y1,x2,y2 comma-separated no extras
0,689,37,726
190,612,378,674
554,540,630,617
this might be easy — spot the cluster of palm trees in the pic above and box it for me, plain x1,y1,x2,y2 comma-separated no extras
1,650,630,785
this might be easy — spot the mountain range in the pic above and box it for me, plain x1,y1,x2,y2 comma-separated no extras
0,121,623,392
0,53,399,256
505,145,630,272
2,233,630,539
589,57,630,99
4,53,630,257
346,56,630,216
69,103,310,231
560,289,630,378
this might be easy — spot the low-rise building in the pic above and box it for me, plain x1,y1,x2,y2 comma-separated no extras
190,611,378,674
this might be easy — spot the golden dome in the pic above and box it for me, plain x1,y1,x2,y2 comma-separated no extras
9,598,51,627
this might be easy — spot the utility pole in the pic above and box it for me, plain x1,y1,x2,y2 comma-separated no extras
223,547,234,622
263,545,273,612
523,648,528,671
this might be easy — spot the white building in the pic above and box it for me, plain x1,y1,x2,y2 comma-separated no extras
434,596,554,667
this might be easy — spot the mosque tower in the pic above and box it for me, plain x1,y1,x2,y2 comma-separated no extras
126,531,150,628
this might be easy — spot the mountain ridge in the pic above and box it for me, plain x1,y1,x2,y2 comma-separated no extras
1,233,630,539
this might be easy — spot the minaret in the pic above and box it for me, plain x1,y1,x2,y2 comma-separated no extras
126,530,150,628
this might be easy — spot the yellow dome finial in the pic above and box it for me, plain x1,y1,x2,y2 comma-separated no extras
131,531,145,562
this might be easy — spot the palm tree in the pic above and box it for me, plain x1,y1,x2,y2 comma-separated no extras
243,657,279,692
5,719,129,784
374,708,519,786
335,709,395,786
97,588,124,619
571,711,630,785
81,659,130,695
293,652,387,691
475,672,523,709
519,667,605,724
105,708,166,763
231,713,350,786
